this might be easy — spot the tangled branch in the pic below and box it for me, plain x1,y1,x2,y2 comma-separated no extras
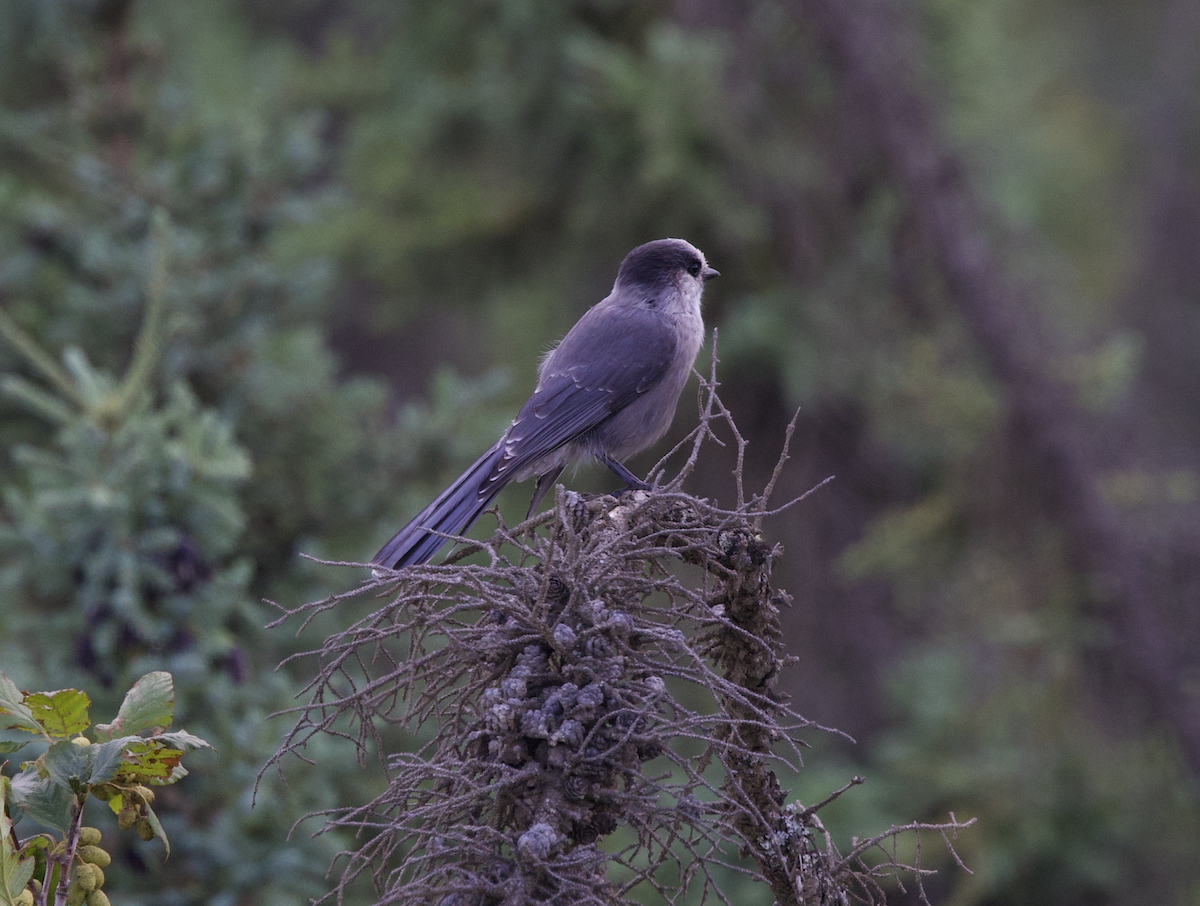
264,340,973,904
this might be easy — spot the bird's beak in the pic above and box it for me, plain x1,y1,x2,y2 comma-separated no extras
702,266,720,281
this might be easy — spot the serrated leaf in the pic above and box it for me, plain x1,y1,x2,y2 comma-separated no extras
87,737,141,785
1,778,35,901
164,763,189,784
0,675,41,736
8,771,73,834
93,672,173,742
23,689,90,738
150,731,212,754
4,857,34,902
6,773,34,805
114,742,183,781
42,740,93,793
0,727,40,755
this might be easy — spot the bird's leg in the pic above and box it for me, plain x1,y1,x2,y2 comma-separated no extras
600,454,653,493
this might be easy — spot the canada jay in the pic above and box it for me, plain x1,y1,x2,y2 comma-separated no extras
372,238,718,570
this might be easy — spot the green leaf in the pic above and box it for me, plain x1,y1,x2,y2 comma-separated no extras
2,778,36,902
140,804,170,858
150,730,212,754
93,672,174,742
0,675,41,737
8,772,73,834
2,855,34,904
86,736,141,786
42,741,93,793
0,728,40,755
105,731,212,785
22,689,90,738
114,742,184,782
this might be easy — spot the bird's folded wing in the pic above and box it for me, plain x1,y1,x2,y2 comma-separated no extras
487,307,677,484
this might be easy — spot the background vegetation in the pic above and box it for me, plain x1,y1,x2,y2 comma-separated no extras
1,0,1197,903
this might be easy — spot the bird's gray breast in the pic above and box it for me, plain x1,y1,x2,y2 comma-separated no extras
592,300,702,459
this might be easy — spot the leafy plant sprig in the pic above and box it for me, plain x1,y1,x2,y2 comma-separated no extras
1,671,210,906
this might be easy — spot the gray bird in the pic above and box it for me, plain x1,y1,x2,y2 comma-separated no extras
372,238,718,570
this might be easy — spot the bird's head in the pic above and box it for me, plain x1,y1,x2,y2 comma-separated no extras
614,238,719,307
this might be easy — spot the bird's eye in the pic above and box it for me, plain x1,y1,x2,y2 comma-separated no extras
687,261,702,277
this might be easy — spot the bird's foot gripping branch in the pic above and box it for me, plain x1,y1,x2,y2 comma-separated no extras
266,369,974,905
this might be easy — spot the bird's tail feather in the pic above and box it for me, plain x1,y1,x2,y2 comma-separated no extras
372,443,508,569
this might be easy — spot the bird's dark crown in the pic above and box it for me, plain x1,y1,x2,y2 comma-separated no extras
616,239,704,287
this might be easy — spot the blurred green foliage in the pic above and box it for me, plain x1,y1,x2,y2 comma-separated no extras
1,0,1197,904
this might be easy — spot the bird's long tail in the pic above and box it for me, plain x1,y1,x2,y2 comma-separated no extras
372,442,509,569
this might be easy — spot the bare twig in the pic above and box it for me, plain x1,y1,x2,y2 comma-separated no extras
754,406,805,531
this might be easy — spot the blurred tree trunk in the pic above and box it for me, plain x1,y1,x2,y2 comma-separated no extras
684,0,1200,773
1119,0,1200,474
1112,0,1200,745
